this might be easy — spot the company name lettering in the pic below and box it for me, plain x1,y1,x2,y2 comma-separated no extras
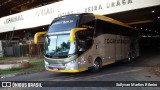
105,39,130,44
35,7,60,17
4,15,24,24
85,0,133,13
107,0,133,8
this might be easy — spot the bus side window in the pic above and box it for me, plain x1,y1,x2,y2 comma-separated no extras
80,15,95,30
86,37,93,49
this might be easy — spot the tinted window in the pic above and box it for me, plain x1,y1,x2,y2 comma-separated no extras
48,16,79,33
80,15,95,30
96,19,137,37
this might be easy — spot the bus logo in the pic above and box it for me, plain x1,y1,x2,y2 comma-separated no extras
2,82,11,87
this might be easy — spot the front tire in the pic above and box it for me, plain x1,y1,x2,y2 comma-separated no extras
91,59,101,72
128,53,132,63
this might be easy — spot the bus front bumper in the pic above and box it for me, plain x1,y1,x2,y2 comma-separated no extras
44,60,87,73
45,68,87,73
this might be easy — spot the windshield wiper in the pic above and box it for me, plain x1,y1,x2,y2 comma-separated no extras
45,53,68,58
45,54,53,58
54,52,68,58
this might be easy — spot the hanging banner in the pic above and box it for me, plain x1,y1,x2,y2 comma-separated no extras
0,0,160,33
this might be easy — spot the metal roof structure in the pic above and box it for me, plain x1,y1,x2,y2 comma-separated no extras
0,0,160,36
0,0,60,17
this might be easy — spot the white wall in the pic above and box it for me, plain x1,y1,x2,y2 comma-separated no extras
0,0,160,33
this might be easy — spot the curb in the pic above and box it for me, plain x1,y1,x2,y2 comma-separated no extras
0,68,45,79
0,60,30,70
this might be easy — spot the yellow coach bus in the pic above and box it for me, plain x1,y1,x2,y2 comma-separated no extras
34,13,139,73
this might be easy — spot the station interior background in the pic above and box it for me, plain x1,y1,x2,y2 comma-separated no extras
0,0,160,57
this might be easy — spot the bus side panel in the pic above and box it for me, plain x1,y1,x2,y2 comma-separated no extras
105,34,116,62
76,47,94,70
115,35,122,61
124,36,131,59
121,36,125,59
135,38,140,57
76,34,105,70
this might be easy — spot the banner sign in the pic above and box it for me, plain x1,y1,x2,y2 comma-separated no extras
0,0,160,33
0,81,160,87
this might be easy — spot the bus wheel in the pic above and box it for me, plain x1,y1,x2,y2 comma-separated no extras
91,59,101,72
131,51,136,60
128,53,132,63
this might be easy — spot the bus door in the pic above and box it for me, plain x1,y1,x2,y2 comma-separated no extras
76,30,94,68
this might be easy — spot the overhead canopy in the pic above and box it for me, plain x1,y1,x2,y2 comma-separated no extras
0,0,160,33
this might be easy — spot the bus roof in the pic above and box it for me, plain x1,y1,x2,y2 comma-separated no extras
54,13,135,30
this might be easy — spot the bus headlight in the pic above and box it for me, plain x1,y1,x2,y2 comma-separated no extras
65,60,76,66
44,61,49,65
44,61,49,68
65,60,77,70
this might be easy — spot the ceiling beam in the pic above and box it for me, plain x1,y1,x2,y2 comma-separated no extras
11,0,38,11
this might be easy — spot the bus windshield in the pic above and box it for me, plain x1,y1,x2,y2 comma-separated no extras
45,34,76,58
48,16,79,33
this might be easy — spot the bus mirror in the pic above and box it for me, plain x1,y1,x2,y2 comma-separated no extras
34,32,46,44
70,28,87,42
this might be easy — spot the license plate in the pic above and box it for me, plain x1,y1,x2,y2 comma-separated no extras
53,68,59,71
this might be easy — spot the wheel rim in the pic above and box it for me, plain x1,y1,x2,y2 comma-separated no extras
128,54,132,62
128,56,130,61
94,61,100,71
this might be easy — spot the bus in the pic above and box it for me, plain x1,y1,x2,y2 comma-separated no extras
34,13,139,73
